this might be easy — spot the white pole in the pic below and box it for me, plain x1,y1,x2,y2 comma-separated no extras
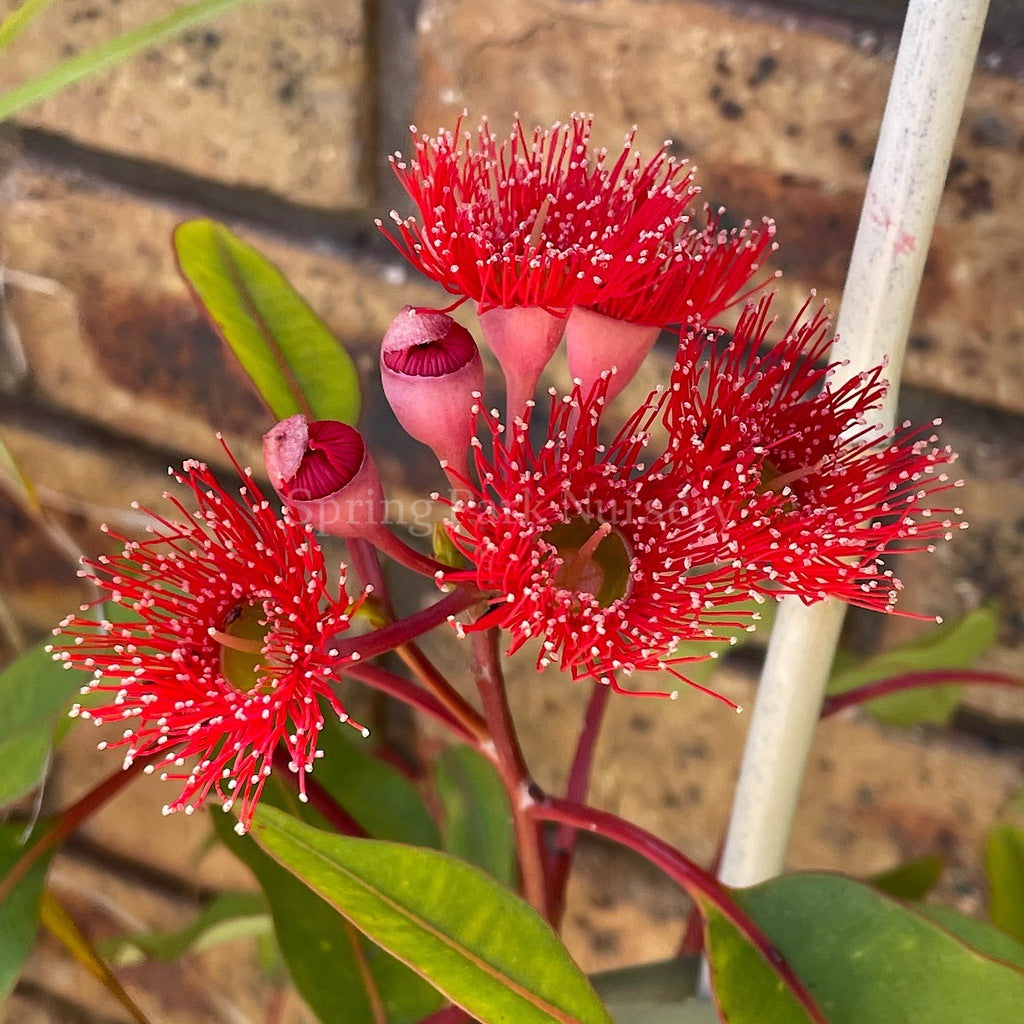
717,0,990,889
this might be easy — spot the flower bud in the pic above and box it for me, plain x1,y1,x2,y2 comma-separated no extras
565,306,660,404
477,305,567,417
381,307,484,475
263,415,385,538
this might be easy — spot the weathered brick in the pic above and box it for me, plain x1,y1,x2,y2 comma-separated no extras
413,0,1024,416
878,392,1024,722
0,0,371,209
0,161,444,473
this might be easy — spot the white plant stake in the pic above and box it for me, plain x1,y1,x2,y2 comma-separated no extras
718,0,991,889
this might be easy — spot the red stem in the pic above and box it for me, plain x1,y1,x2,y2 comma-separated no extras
530,798,828,1024
0,757,153,905
547,681,611,925
368,525,449,579
820,669,1024,718
678,839,725,956
343,661,479,743
335,588,480,662
394,642,490,742
416,1007,474,1024
344,539,489,742
346,537,394,613
471,629,550,920
271,747,367,836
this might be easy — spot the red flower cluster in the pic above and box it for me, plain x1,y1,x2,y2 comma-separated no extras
50,113,963,825
438,301,960,695
383,113,775,324
54,454,365,832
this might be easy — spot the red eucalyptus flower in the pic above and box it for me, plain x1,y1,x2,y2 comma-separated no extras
382,113,698,316
663,298,964,611
54,450,365,833
439,380,784,704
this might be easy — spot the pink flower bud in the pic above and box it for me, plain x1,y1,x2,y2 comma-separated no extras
263,415,385,538
477,305,567,417
381,307,484,476
565,306,660,404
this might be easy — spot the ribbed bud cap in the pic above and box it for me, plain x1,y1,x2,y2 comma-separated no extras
263,415,385,538
381,307,485,476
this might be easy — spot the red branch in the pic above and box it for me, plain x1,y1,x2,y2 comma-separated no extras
547,681,611,924
530,797,828,1024
820,669,1024,718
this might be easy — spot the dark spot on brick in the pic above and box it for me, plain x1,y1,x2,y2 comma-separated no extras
946,155,969,181
935,827,958,854
278,78,300,104
60,43,77,59
629,714,652,733
589,889,617,910
720,100,744,121
78,279,270,436
709,83,723,102
956,175,994,218
862,153,874,172
589,929,621,955
202,30,222,49
908,334,935,352
971,112,1010,147
785,123,802,138
715,49,732,76
684,783,702,805
70,6,101,23
836,129,856,149
856,785,874,807
662,790,680,808
818,756,835,773
748,54,777,87
193,73,215,90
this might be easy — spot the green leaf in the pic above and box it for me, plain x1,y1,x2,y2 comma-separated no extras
40,890,153,1024
0,0,255,121
986,824,1024,943
0,640,83,807
733,873,1024,1023
0,0,58,53
104,891,270,965
173,219,361,424
212,802,441,1024
250,805,614,1024
312,717,441,847
0,432,38,510
703,901,818,1024
434,745,515,886
917,905,1024,970
1,823,55,1001
870,854,945,901
827,606,999,726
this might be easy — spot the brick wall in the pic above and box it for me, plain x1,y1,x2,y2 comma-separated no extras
2,2,1023,1016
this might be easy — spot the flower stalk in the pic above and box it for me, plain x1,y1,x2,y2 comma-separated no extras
471,629,550,920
